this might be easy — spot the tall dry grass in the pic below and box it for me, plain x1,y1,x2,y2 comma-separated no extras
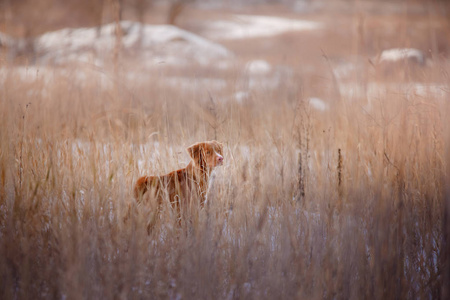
0,59,448,299
1,12,450,299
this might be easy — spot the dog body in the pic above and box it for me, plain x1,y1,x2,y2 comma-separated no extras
134,141,224,219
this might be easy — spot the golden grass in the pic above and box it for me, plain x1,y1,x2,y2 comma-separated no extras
0,59,448,299
1,4,450,298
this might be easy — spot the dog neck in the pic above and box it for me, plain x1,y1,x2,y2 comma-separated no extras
186,160,212,179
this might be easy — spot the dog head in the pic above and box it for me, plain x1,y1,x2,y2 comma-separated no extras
187,140,224,169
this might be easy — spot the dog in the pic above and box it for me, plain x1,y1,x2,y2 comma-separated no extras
134,140,224,226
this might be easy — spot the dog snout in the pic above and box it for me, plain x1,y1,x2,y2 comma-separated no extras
217,154,224,164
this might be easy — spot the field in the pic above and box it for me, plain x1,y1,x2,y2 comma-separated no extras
1,1,450,299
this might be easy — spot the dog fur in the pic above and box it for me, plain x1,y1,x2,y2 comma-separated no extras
134,140,224,225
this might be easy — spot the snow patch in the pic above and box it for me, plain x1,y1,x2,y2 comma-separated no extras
246,60,272,75
308,97,329,111
338,82,448,108
164,77,227,91
204,15,321,40
35,21,233,67
233,91,250,103
379,48,425,64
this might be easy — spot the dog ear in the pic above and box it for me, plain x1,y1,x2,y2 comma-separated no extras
188,142,208,168
187,142,203,166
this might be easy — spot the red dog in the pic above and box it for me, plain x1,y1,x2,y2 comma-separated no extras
134,140,224,225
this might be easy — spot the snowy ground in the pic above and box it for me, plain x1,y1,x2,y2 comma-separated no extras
35,20,233,68
0,11,448,109
200,14,321,40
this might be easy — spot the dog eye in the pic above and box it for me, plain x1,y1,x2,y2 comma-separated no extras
206,150,211,155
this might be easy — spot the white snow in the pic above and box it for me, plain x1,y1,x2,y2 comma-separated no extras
308,97,329,111
233,91,250,103
245,60,272,75
333,62,358,79
35,21,233,67
409,83,448,98
0,66,41,81
338,82,448,107
203,15,321,40
164,77,228,91
0,32,28,54
0,65,113,89
379,48,425,64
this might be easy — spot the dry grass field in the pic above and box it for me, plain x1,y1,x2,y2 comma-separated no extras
1,1,450,299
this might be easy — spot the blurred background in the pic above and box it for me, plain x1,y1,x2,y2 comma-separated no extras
1,0,449,108
1,0,449,120
1,1,450,299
